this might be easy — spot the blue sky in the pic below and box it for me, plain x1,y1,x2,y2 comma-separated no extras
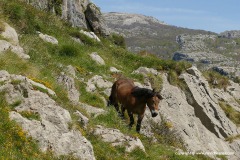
91,0,240,33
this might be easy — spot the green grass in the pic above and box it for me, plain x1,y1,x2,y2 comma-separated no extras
19,111,41,121
203,71,230,90
219,101,240,126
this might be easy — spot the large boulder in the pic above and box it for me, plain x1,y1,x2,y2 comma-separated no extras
0,22,30,59
0,70,95,160
85,3,110,37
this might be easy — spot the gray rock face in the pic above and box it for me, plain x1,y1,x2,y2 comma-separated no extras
62,0,89,28
23,0,109,36
0,22,30,59
173,34,240,77
182,67,239,138
0,70,95,160
57,72,80,105
93,125,145,152
159,71,239,158
85,3,109,37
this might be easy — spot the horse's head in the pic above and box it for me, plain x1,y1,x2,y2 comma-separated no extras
146,89,163,117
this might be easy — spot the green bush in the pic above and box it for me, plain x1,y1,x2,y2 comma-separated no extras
109,33,126,48
219,101,240,126
59,45,79,57
203,71,229,90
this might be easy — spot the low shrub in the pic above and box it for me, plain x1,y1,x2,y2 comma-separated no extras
59,44,79,57
219,101,240,126
203,71,229,90
109,33,126,48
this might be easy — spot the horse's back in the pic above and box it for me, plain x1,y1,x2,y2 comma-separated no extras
115,78,135,103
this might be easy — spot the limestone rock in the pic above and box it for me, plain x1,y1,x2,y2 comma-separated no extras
132,67,158,76
57,72,80,105
79,103,105,117
74,111,89,129
65,65,76,78
86,75,112,93
93,125,145,152
0,70,95,159
182,66,238,138
159,73,238,158
62,0,90,28
1,22,19,45
85,3,110,37
89,52,105,65
110,67,121,73
0,23,30,59
38,32,58,45
80,30,101,42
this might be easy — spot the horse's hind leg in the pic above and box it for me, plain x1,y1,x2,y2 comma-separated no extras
136,114,144,133
128,111,134,129
120,105,125,119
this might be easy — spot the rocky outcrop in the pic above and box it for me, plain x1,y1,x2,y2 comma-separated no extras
173,33,240,77
22,0,109,37
85,3,109,37
157,67,240,159
93,125,145,152
86,75,112,95
0,22,30,59
220,30,240,39
57,72,80,105
181,67,239,138
0,70,95,159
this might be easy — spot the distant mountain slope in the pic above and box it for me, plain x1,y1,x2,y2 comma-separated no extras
103,12,215,59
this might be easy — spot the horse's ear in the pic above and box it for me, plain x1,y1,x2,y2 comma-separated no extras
152,88,155,93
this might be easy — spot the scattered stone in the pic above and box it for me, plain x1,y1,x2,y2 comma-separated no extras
132,67,159,76
74,111,89,129
110,67,121,73
93,125,145,152
89,52,105,65
37,31,58,45
79,103,105,117
1,22,19,45
86,75,112,94
80,30,101,42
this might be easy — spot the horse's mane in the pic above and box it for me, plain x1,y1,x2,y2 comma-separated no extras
131,87,154,98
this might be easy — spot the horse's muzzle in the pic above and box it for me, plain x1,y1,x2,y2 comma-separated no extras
151,110,158,117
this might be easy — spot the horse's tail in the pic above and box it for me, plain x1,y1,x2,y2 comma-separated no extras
108,81,117,106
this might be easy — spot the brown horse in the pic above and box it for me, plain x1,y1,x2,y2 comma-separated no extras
108,78,163,133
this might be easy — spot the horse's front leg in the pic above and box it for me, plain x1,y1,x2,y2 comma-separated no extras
128,110,134,128
136,114,144,133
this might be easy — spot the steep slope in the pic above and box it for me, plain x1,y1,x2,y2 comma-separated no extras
103,12,214,59
1,1,240,160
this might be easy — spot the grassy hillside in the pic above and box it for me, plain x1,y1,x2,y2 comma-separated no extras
0,0,213,159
